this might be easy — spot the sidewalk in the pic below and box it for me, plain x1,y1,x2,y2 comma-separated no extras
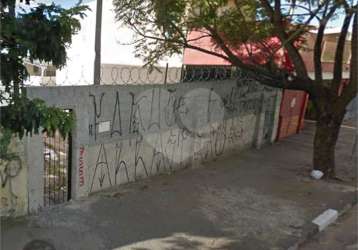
299,205,357,250
1,123,357,250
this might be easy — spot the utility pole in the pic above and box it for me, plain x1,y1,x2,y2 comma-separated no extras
93,0,103,85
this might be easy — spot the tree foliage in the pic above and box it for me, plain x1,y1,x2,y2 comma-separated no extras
0,0,88,142
114,0,357,177
114,0,356,92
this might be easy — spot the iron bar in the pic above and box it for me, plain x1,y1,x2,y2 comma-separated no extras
43,109,72,207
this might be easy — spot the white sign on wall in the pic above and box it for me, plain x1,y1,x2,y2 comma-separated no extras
290,97,297,108
98,121,111,133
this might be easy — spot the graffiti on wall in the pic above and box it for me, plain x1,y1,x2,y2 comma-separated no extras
78,146,85,187
90,144,112,191
89,93,105,141
0,156,22,215
88,128,194,192
86,82,276,192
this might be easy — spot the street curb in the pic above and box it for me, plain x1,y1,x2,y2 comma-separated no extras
286,194,358,250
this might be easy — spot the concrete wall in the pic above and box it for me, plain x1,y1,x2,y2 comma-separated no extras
0,136,28,217
2,79,280,216
0,134,44,217
55,0,182,86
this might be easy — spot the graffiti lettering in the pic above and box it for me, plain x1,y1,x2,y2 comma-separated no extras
89,93,105,140
90,144,112,192
0,157,22,214
85,82,277,192
78,146,85,187
111,92,122,137
114,142,129,184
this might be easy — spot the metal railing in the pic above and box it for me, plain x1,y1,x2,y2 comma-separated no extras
43,129,71,207
24,64,260,86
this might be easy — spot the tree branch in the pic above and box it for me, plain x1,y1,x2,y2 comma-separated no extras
184,43,232,62
204,25,314,93
248,72,314,91
314,2,337,83
332,12,353,93
268,1,327,63
336,11,357,111
281,3,325,21
260,0,309,79
204,26,251,68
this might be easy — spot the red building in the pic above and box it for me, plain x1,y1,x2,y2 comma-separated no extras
183,29,351,140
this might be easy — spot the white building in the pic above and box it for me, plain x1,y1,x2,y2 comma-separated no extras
56,0,183,85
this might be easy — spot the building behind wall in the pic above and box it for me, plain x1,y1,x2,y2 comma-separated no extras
23,60,56,86
55,0,183,86
302,29,353,122
183,28,353,139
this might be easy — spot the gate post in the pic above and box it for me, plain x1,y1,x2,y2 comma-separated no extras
254,92,266,149
270,90,282,143
25,134,44,213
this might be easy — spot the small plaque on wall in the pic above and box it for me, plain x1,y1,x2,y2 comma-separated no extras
98,121,111,133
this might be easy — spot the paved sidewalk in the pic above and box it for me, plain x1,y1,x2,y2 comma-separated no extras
1,123,357,250
299,205,357,250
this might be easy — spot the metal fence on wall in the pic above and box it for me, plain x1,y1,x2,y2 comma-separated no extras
24,64,272,87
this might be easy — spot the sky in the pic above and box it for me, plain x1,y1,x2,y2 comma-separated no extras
33,0,349,29
37,0,93,8
38,0,343,28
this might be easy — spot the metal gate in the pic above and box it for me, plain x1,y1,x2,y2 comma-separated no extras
277,90,308,140
43,127,72,207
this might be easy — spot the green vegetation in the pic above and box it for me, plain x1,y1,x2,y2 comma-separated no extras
114,0,357,177
0,0,87,157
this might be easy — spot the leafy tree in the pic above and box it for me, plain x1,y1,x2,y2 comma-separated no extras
0,0,88,155
114,0,357,178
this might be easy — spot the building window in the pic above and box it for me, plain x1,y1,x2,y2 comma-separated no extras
44,66,56,77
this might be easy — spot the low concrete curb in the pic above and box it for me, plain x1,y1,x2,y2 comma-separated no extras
286,192,358,250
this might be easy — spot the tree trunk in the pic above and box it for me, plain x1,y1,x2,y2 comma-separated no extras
313,108,346,178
